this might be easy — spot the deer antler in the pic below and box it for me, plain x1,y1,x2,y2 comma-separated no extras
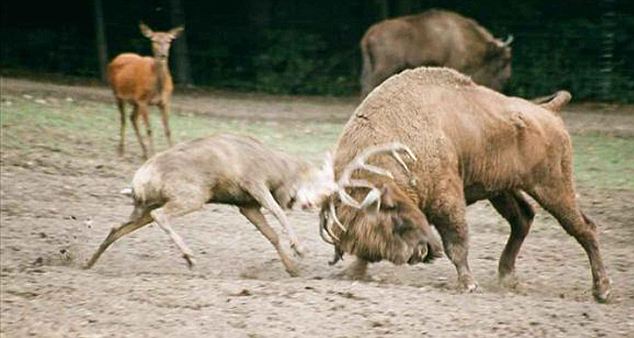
322,142,416,244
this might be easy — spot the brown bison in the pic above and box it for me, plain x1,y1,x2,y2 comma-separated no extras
360,9,513,97
321,67,612,303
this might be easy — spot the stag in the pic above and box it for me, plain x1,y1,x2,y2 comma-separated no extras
107,22,183,159
84,134,343,276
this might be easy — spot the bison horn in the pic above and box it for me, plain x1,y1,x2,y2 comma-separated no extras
502,35,514,47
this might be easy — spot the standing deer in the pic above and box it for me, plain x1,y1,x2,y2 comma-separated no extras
84,133,343,277
107,22,183,159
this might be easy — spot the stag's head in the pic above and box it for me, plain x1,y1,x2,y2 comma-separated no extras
139,22,184,60
294,153,339,210
319,143,443,266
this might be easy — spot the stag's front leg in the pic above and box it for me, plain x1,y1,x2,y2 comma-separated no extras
150,201,202,268
240,207,299,277
246,183,305,257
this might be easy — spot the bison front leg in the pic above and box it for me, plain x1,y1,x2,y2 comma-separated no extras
430,185,478,292
333,257,370,281
489,191,535,288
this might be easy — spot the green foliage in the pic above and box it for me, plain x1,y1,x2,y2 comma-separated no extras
506,18,634,102
252,29,357,95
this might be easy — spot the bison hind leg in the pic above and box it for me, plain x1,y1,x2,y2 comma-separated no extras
489,190,535,288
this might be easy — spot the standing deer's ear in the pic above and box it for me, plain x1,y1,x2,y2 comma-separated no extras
139,22,154,38
168,26,185,39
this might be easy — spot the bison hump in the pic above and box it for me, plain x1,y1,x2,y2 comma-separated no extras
382,67,475,91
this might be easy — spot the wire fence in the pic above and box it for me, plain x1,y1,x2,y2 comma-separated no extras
1,2,633,102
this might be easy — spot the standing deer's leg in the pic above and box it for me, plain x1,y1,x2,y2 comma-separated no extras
158,102,173,147
527,182,611,302
149,199,203,269
84,206,154,269
489,190,535,288
429,177,477,292
239,207,299,277
138,103,154,156
130,103,149,159
116,99,127,156
245,183,305,257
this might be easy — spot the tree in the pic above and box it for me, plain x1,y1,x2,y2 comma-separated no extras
93,0,108,82
169,0,192,86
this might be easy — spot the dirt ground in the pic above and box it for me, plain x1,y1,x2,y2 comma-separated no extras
1,78,634,337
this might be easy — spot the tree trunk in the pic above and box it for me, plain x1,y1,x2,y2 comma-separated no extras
375,0,389,19
247,0,272,29
169,0,192,86
93,0,108,82
393,0,413,16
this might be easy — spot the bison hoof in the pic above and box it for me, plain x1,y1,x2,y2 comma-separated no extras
593,278,612,303
498,273,520,289
459,275,479,293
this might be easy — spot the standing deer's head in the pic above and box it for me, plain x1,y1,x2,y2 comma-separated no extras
139,22,184,60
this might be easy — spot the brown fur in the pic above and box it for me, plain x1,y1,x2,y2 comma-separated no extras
108,23,183,159
327,67,611,302
360,9,512,97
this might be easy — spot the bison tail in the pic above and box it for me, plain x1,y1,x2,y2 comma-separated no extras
538,90,572,113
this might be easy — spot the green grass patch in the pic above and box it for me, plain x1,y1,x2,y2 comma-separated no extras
1,95,631,191
572,134,634,190
0,95,341,162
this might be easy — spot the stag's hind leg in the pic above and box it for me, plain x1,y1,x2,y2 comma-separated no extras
84,206,154,269
527,182,611,302
239,207,299,277
489,191,535,287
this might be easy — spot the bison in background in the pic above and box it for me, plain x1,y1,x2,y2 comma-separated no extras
360,9,513,97
322,67,611,303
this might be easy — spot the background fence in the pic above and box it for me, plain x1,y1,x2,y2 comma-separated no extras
1,0,633,102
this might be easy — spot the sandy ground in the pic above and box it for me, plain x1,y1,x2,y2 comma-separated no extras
1,78,634,337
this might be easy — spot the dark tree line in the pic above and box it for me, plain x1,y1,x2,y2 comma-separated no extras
2,0,633,101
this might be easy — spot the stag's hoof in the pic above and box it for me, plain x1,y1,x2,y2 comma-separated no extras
593,278,612,303
291,243,306,258
184,254,196,269
286,267,300,278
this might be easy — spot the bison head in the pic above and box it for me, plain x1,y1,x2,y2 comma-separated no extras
319,143,443,266
473,35,513,92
